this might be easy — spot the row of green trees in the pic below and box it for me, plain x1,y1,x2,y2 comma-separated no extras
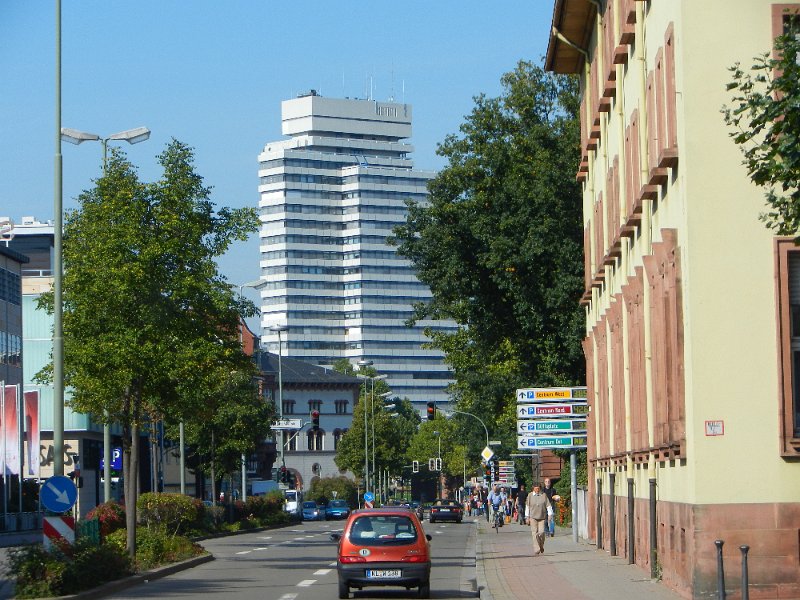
39,140,274,557
333,61,587,486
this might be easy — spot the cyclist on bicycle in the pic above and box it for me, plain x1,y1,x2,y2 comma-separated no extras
487,484,507,527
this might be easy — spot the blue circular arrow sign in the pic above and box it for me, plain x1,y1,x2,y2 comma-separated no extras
41,475,78,513
363,492,375,503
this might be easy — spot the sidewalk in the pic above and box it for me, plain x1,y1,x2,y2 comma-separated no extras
474,517,681,600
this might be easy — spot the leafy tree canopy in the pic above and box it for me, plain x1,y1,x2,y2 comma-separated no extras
723,20,800,237
391,60,585,429
39,140,259,553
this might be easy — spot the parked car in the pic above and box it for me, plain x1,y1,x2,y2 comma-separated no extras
428,499,462,524
284,489,303,521
330,507,432,599
302,500,326,521
327,499,351,520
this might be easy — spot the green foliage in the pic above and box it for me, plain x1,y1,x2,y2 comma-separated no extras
391,60,585,433
86,501,126,537
106,527,203,571
308,476,358,507
723,20,800,237
334,370,420,478
552,449,588,518
35,139,259,554
175,369,276,480
138,492,200,534
9,539,132,598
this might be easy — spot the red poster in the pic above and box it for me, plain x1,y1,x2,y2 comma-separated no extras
3,385,19,476
24,390,40,477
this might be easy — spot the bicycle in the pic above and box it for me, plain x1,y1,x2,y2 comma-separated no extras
491,504,504,533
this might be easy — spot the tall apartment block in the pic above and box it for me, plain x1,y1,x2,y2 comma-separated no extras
257,92,456,407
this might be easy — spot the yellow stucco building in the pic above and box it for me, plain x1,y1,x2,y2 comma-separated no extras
546,1,800,597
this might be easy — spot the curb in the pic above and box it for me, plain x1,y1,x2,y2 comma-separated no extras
37,553,215,600
474,521,493,600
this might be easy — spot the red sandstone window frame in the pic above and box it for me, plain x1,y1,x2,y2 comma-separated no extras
773,238,800,457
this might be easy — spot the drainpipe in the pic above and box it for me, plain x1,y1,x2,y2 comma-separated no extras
609,472,617,555
635,0,659,578
597,476,603,549
628,477,635,564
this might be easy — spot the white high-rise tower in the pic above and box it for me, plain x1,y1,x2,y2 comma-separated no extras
257,91,455,407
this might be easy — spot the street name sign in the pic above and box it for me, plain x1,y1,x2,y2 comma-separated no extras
271,418,302,430
518,419,587,434
516,387,587,403
517,403,588,418
517,434,588,450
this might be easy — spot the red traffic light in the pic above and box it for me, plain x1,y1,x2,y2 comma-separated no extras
311,409,320,430
426,401,436,421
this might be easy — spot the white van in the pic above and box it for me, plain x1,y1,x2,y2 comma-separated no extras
284,489,303,520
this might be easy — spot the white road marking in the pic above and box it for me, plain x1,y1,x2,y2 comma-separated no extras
329,561,337,567
313,569,332,576
294,536,305,540
259,536,273,540
279,595,298,600
305,535,314,538
297,580,316,587
235,550,252,555
254,547,268,551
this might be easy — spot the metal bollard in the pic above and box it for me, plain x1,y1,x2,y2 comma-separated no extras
740,545,749,600
715,540,726,600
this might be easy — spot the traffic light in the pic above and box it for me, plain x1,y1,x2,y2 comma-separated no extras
280,466,288,483
484,465,491,477
412,460,419,473
426,401,436,421
311,410,320,431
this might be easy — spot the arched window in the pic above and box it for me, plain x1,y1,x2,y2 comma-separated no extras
307,430,325,451
333,428,348,450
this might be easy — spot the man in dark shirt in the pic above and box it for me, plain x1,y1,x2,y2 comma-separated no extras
542,478,560,537
515,484,528,525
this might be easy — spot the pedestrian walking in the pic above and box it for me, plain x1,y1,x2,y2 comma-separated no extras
525,482,553,556
515,483,528,525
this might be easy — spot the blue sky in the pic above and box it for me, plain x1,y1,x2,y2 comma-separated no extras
0,1,553,317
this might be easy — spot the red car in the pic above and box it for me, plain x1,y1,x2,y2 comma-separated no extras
428,499,463,523
330,507,432,599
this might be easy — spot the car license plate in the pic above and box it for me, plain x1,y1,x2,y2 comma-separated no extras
366,569,401,579
440,508,450,512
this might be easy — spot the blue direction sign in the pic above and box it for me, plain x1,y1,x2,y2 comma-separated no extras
363,492,375,503
516,386,587,403
41,476,78,513
518,419,587,434
517,434,588,450
517,403,588,418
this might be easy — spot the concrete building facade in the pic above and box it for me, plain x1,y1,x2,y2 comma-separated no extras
257,92,456,408
546,1,800,598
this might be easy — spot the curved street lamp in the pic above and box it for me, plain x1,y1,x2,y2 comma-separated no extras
60,125,150,503
271,324,289,472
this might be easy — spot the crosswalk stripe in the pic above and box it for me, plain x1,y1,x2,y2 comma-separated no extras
235,550,252,555
297,580,316,587
313,569,331,575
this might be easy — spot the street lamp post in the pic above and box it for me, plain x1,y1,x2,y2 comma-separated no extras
61,125,151,501
236,279,267,501
271,325,289,473
370,374,388,493
433,431,442,499
357,360,373,493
